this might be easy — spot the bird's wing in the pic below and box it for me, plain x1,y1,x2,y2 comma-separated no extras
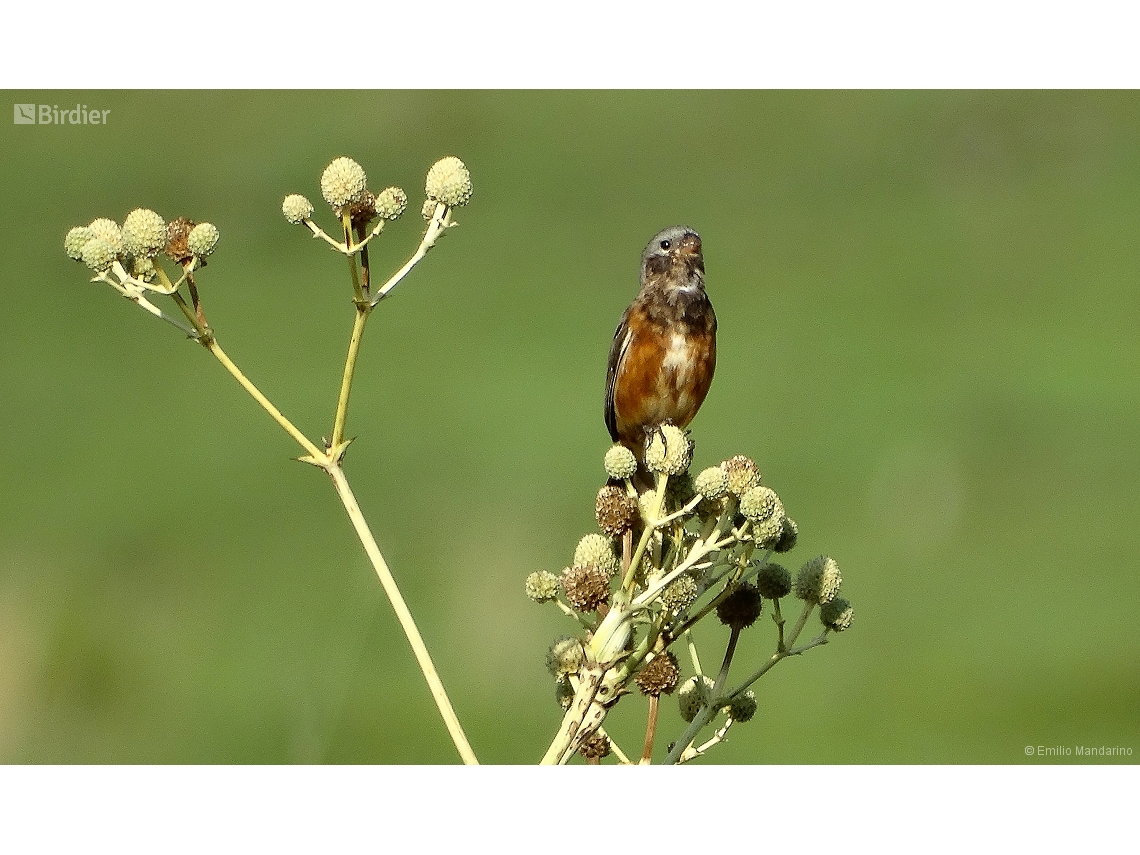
604,309,633,442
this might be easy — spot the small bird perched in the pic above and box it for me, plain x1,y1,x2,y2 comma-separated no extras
604,225,717,471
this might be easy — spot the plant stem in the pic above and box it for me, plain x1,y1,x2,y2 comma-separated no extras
370,203,452,305
327,464,478,765
204,339,326,460
331,305,370,450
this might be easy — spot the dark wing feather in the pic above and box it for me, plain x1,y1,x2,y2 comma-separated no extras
604,309,632,442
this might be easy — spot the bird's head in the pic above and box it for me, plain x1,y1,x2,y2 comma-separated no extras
639,225,704,290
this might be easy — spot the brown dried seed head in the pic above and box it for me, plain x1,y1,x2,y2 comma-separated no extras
595,484,639,537
578,731,611,760
635,651,681,697
561,564,611,612
165,217,196,262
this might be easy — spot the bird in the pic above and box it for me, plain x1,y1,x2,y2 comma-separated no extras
604,225,717,473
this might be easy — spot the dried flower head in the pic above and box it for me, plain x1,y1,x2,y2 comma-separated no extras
635,651,680,696
595,484,639,537
165,217,196,262
562,564,611,612
722,455,761,496
578,731,611,761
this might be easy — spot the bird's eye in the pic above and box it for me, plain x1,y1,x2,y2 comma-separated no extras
660,239,671,250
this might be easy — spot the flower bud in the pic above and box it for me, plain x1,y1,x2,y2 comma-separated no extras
755,562,791,600
187,222,219,258
573,533,620,578
694,466,728,500
722,455,761,496
546,635,584,677
794,555,842,604
644,424,692,475
820,596,854,631
282,194,314,224
320,156,368,211
678,675,714,722
80,237,117,271
64,226,93,261
121,208,167,258
425,156,472,207
604,444,638,480
373,186,408,220
524,570,561,603
715,581,763,629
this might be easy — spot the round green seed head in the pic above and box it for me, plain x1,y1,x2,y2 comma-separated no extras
80,237,117,271
644,424,692,475
561,564,611,612
573,533,620,578
425,156,472,207
740,485,783,525
122,208,167,258
187,222,219,257
694,466,728,500
774,516,799,553
794,555,842,604
660,573,699,613
724,690,757,723
546,635,584,677
678,675,715,723
722,455,761,496
320,156,368,210
282,194,314,224
755,562,792,599
604,444,638,480
87,218,123,255
820,596,854,631
524,570,561,603
716,581,763,630
64,226,93,260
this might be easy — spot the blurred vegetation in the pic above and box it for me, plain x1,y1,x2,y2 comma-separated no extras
1,91,1137,763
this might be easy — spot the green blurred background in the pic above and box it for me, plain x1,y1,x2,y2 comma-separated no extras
1,91,1137,764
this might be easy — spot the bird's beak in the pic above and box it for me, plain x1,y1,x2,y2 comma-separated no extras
676,234,702,258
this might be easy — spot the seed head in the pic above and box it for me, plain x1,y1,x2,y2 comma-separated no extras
577,731,611,761
425,156,472,207
644,425,692,476
724,690,757,723
374,186,408,220
524,570,561,603
546,636,584,677
561,564,611,612
794,555,842,604
87,218,123,255
774,517,799,553
635,651,680,696
595,484,639,537
820,596,854,632
187,223,219,258
694,466,728,500
722,455,761,496
716,581,763,630
64,226,93,261
573,533,620,578
660,574,699,613
165,217,195,262
282,194,314,224
80,238,117,271
604,444,638,481
320,156,368,211
678,675,715,722
755,562,792,600
122,208,167,258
